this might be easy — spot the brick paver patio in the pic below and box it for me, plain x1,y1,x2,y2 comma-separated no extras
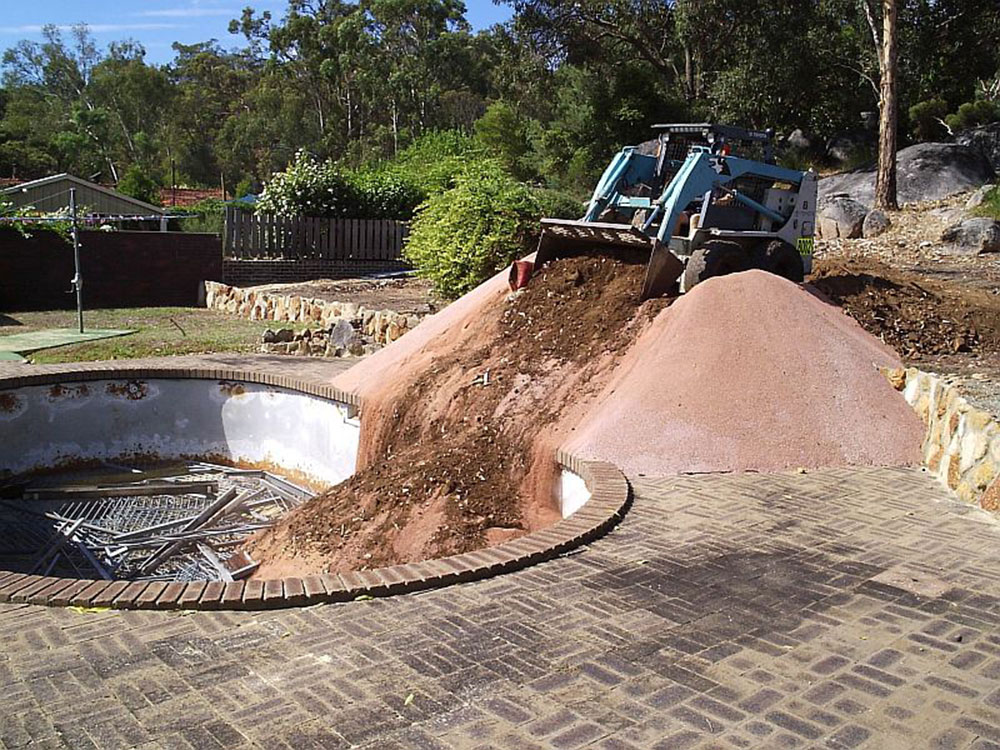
4,461,1000,749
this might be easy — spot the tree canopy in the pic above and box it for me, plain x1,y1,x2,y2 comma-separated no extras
0,1,996,197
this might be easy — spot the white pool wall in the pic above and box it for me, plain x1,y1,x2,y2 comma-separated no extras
0,378,360,487
558,468,592,518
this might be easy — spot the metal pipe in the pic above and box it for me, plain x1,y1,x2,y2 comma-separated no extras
70,188,84,333
717,183,787,225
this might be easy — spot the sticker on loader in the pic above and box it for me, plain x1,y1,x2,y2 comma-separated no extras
797,237,815,258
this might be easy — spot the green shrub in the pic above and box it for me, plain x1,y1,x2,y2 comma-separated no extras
256,150,362,217
351,169,425,219
0,198,72,240
171,198,228,233
387,130,483,195
777,147,819,172
946,100,1000,132
909,98,950,141
117,165,163,207
532,187,584,219
404,161,543,300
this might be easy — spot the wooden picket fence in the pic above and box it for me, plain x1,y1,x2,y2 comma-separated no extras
223,206,407,260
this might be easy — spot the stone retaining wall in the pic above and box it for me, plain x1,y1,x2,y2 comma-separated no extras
205,280,424,347
887,367,1000,510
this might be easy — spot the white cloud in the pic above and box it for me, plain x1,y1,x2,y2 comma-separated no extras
0,23,184,34
134,8,238,18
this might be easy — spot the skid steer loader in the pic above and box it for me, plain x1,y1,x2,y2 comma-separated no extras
534,123,817,298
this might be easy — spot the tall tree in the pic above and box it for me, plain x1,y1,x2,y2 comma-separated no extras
872,0,899,210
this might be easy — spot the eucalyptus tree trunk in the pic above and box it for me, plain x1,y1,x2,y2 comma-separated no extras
874,0,899,210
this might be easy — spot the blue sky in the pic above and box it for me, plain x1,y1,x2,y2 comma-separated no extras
0,0,513,65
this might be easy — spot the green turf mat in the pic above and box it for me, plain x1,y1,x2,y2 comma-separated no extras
0,328,134,354
0,350,27,363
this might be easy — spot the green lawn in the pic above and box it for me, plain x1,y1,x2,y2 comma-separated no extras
0,307,277,363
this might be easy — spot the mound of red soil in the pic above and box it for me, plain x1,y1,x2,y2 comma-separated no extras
564,270,925,476
246,255,666,578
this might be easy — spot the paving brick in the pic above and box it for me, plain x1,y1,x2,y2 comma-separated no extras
2,461,1000,749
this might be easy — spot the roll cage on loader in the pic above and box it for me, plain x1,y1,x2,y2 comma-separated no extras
535,123,818,299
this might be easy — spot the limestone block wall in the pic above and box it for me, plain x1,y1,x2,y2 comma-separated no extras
204,281,424,346
887,367,1000,510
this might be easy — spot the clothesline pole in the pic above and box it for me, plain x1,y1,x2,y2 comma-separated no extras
70,187,84,333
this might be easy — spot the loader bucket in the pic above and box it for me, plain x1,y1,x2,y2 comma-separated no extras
535,218,684,300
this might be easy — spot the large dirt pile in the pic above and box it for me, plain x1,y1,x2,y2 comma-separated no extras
246,255,666,578
563,270,924,476
247,261,925,579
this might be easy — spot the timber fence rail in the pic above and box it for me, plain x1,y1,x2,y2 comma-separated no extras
223,206,407,261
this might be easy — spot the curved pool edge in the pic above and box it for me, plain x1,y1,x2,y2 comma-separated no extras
0,364,632,611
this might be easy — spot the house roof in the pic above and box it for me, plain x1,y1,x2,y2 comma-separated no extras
158,186,224,208
0,173,166,215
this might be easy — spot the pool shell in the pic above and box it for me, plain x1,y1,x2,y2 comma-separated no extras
0,365,631,610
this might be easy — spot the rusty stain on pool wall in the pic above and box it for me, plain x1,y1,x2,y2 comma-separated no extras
106,380,148,400
46,384,90,401
0,392,24,416
218,381,247,397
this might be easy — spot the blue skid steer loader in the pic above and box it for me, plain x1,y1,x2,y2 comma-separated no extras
535,123,818,299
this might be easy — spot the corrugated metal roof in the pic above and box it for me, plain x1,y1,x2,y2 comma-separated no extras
0,173,166,215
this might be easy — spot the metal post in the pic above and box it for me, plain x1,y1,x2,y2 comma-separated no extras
70,188,83,333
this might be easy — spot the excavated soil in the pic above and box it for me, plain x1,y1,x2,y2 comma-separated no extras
810,258,1000,360
246,255,667,577
811,192,1000,412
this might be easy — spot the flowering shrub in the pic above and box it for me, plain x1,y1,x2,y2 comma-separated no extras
256,150,362,218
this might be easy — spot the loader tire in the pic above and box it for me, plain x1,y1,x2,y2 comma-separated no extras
682,240,749,291
764,240,804,282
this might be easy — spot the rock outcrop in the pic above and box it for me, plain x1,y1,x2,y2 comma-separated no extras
862,209,891,238
819,142,996,208
940,217,1000,255
956,122,1000,174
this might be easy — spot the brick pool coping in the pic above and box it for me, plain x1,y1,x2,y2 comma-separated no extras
0,365,631,610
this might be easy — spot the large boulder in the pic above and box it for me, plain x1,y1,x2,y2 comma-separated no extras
956,122,1000,174
817,195,868,239
940,218,1000,255
825,132,872,164
819,142,996,207
862,209,891,238
785,128,814,151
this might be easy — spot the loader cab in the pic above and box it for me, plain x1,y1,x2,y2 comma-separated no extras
652,123,776,191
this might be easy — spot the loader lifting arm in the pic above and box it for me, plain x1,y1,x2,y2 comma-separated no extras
534,123,818,299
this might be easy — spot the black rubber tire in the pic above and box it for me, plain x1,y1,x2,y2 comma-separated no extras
764,240,805,283
682,240,749,291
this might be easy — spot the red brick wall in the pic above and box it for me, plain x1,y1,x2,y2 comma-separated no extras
0,230,223,310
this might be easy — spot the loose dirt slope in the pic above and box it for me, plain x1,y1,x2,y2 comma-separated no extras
564,270,924,476
247,263,925,579
247,255,665,577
